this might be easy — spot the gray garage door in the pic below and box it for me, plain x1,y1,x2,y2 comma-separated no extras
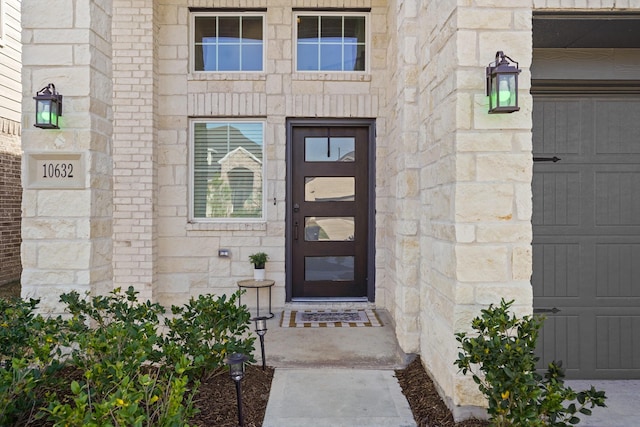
532,94,640,379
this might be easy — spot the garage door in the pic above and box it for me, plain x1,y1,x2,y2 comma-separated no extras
532,94,640,379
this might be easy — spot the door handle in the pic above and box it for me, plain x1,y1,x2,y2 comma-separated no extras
294,221,299,240
533,307,561,314
293,203,300,213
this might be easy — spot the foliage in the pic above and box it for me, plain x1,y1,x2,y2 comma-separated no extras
248,252,269,268
0,287,255,425
164,292,256,380
0,297,64,425
455,299,607,427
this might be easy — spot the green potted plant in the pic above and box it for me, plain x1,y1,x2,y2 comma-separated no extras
249,252,269,280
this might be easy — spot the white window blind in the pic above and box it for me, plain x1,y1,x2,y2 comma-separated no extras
192,122,264,220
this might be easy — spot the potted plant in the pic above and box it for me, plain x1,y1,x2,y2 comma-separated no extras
249,252,269,280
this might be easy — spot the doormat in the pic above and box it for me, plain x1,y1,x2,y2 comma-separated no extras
280,309,382,328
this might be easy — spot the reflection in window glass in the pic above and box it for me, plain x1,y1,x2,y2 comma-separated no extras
305,137,355,162
305,256,355,281
194,14,264,71
305,217,355,241
192,122,264,219
305,177,355,202
297,15,366,71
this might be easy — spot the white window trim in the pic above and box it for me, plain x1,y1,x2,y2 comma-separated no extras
294,11,370,74
190,11,266,74
189,119,267,223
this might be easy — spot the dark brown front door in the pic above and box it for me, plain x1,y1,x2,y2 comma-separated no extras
288,123,372,299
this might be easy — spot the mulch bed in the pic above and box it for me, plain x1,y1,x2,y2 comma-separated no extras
396,358,489,427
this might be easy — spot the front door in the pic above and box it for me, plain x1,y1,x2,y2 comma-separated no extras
287,121,373,300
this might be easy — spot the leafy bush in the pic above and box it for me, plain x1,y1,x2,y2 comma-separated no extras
164,292,256,380
455,299,606,427
0,297,64,425
0,287,255,425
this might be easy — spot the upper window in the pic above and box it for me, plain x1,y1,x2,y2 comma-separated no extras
192,12,265,72
296,13,367,72
191,121,265,221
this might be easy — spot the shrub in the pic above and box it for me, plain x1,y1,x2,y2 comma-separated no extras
455,299,606,427
47,287,197,426
0,297,64,425
164,292,256,380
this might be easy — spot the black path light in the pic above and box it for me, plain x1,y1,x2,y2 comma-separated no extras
254,316,268,371
34,84,63,129
486,51,521,114
227,352,248,427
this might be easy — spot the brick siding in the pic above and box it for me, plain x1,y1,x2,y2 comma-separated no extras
0,118,22,285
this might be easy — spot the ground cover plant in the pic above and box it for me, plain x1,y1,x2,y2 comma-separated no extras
0,287,256,426
455,299,607,427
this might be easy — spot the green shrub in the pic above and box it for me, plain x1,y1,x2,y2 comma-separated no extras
46,287,197,426
455,299,606,427
164,292,255,380
0,287,254,425
0,297,64,425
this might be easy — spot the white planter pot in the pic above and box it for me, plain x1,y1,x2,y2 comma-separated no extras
253,268,266,281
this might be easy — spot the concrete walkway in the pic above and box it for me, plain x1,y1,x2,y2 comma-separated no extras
256,308,639,427
263,368,415,427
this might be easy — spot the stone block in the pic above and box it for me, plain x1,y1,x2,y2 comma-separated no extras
455,245,508,282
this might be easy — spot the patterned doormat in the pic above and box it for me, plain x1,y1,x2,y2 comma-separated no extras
280,309,382,328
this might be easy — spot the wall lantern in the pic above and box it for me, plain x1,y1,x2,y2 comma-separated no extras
486,51,521,114
34,84,63,129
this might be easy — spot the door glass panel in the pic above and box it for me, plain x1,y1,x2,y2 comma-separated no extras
305,217,355,241
305,256,355,281
305,177,355,201
305,137,355,162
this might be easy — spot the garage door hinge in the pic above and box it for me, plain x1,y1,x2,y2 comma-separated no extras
533,307,561,314
533,156,561,162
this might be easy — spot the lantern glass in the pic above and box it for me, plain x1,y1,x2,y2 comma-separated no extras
496,73,517,108
255,317,268,336
36,99,59,128
227,353,247,382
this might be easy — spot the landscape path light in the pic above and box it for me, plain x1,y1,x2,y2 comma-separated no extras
227,352,248,427
254,316,268,370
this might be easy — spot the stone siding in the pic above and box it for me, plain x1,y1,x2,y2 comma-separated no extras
20,0,640,418
21,0,113,311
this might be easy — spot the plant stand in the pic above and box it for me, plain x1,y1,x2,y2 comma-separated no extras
237,279,275,319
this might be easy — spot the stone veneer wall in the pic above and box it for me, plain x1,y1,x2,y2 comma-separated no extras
0,118,22,285
21,0,114,311
154,0,389,308
415,0,534,418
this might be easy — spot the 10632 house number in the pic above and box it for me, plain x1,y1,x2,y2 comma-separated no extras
26,153,84,189
42,162,74,179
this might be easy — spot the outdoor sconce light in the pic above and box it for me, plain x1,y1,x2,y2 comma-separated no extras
34,84,63,129
486,51,521,114
227,352,248,427
254,316,268,371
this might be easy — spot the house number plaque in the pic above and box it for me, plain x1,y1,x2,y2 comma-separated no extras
26,153,85,189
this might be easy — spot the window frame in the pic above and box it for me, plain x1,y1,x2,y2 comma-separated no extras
294,11,369,73
190,11,266,73
189,119,267,223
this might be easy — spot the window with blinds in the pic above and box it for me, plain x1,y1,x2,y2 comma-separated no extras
192,121,264,220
